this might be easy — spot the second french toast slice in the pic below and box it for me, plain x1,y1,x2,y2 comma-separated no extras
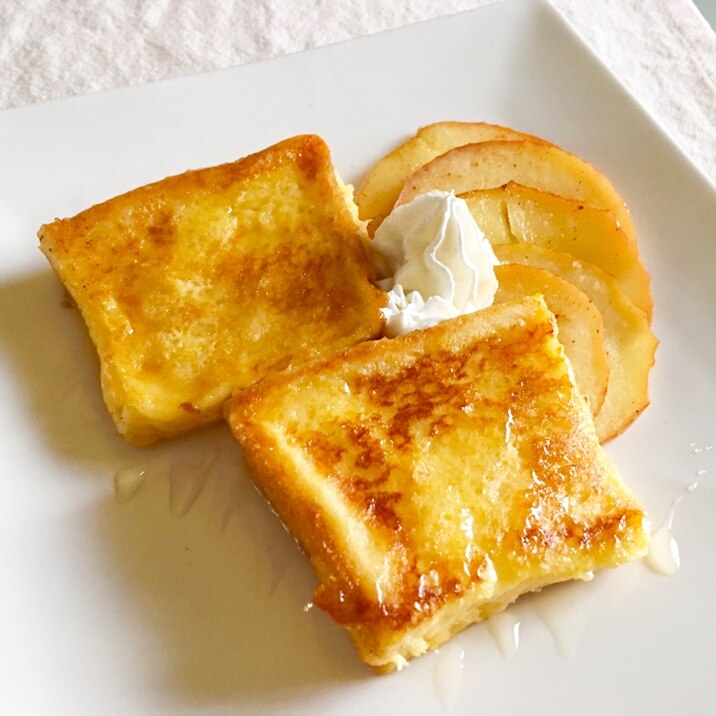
226,295,650,671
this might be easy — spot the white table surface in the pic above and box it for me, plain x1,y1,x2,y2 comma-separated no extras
2,0,715,183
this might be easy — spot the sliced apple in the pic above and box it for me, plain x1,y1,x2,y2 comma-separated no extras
462,183,652,319
459,187,512,244
494,264,609,416
494,245,657,443
355,121,537,226
397,140,637,244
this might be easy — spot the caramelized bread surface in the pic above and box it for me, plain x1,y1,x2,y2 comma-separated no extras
39,135,385,445
226,296,649,671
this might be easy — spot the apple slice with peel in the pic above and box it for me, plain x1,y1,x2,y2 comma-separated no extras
494,245,657,443
355,122,538,227
494,264,609,417
462,183,652,319
397,140,637,243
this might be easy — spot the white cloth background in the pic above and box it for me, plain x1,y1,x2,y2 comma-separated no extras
2,0,715,182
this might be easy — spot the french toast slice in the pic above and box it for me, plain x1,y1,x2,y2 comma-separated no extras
226,295,650,671
38,135,385,445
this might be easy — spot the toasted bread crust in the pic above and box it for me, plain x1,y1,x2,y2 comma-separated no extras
227,297,649,670
39,135,386,445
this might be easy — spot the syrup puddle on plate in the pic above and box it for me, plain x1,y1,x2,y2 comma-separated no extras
644,481,698,576
530,578,597,659
113,457,171,503
207,467,243,536
433,642,465,708
169,449,218,517
643,438,712,575
487,611,520,658
431,611,518,708
113,449,220,521
113,464,149,503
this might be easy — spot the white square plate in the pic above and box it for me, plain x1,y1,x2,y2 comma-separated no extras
1,1,715,713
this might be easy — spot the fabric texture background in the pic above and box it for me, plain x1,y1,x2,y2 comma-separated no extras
2,0,714,181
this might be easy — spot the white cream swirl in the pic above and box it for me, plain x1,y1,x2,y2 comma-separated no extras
371,190,499,337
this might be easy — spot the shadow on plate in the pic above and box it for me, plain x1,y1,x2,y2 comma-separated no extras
0,269,134,466
94,429,371,706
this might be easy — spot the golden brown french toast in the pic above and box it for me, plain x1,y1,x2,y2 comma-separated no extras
226,295,650,671
38,135,385,445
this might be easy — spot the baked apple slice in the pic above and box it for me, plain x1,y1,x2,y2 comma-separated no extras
462,183,652,319
397,140,637,243
494,264,609,417
494,245,657,442
355,122,537,227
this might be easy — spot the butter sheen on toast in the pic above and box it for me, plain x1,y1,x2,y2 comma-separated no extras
38,135,385,445
226,296,650,671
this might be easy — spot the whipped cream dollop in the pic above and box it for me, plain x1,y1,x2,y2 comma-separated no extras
371,190,499,337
